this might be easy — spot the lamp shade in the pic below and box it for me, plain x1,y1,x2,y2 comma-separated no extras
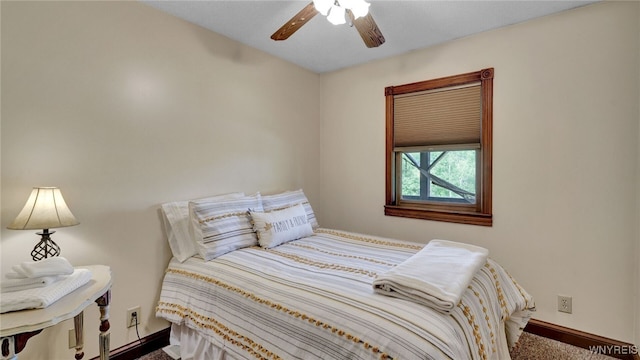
7,187,79,230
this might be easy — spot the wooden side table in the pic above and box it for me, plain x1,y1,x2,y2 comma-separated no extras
0,265,112,360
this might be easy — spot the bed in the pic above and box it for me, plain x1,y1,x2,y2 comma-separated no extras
155,190,534,360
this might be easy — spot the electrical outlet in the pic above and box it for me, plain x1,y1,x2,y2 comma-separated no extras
126,306,141,328
558,295,572,314
68,328,76,349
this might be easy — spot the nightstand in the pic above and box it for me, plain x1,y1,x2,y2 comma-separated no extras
0,265,112,360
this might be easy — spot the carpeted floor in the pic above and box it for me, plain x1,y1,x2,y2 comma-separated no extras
509,332,616,359
136,332,617,359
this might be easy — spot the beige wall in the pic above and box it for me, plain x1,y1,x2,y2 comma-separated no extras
1,0,639,358
318,1,639,345
0,1,319,359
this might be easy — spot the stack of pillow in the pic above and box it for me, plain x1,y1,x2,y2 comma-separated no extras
161,189,318,262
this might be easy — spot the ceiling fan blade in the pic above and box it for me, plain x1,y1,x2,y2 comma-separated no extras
271,2,318,41
348,10,386,48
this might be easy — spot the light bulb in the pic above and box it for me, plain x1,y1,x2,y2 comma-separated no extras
339,0,355,9
327,5,346,25
350,0,370,19
313,0,333,16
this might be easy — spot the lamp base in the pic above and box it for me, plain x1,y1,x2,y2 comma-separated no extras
31,229,61,261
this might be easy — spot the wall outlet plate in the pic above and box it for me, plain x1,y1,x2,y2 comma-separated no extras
126,306,141,328
558,295,572,314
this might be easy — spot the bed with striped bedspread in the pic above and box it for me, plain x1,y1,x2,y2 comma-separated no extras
156,228,534,360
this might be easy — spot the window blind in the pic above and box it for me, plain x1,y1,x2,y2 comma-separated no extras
393,83,481,147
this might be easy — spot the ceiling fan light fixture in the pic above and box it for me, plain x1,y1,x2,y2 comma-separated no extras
327,5,346,25
271,0,384,48
313,0,333,16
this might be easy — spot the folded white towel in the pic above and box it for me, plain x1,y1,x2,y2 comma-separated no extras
1,276,62,293
16,257,74,278
0,268,92,313
8,265,30,279
373,239,489,314
5,268,28,279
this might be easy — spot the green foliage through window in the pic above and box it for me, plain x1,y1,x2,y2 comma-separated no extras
401,150,476,203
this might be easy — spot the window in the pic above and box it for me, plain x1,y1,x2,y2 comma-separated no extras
385,68,493,226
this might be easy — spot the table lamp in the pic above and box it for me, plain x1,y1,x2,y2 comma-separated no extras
7,187,79,261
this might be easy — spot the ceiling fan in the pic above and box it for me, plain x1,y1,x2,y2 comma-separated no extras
271,0,385,48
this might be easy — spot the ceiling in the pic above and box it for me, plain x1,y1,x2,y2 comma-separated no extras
140,0,598,73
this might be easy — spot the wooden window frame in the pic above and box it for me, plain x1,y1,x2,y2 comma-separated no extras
384,68,493,226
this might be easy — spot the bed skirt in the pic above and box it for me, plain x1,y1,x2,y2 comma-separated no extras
170,322,241,360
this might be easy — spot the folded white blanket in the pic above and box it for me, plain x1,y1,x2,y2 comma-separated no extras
10,257,74,278
373,239,489,314
0,276,62,293
0,269,92,313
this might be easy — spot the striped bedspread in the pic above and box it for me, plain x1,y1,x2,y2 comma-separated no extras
156,229,534,360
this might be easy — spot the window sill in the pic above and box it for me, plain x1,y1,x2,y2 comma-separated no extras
384,205,492,226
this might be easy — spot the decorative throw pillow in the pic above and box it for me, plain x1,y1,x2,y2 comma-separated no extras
160,192,245,262
251,204,314,249
261,189,319,229
189,193,262,261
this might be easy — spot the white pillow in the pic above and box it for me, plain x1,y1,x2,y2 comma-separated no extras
261,189,319,229
251,204,314,249
160,192,244,262
189,193,262,261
